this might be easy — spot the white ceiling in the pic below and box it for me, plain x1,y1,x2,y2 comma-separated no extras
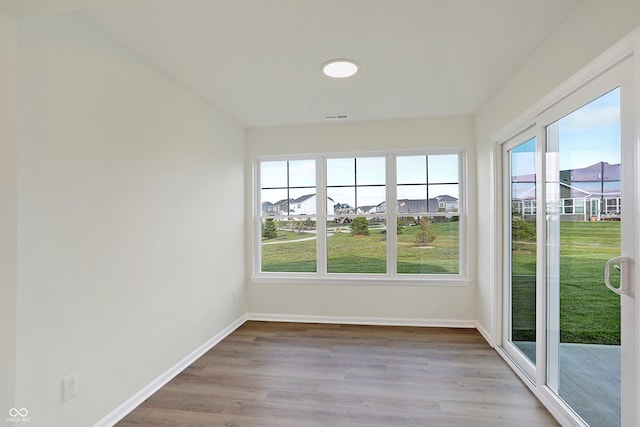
1,0,581,127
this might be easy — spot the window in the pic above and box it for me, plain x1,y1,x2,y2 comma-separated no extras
326,156,387,274
396,154,461,274
255,150,465,283
259,159,317,272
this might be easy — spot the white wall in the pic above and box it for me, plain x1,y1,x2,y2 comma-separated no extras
16,15,245,426
246,117,477,322
0,6,18,416
475,0,640,338
9,1,639,424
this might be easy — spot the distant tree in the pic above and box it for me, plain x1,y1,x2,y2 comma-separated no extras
414,217,436,246
350,217,370,236
262,218,278,239
397,217,405,235
512,214,536,242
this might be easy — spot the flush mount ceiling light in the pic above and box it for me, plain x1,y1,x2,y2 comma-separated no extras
322,59,359,78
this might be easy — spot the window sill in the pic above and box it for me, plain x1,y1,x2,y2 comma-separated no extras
251,274,470,286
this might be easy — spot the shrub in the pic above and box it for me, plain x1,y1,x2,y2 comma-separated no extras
350,217,369,236
414,217,436,246
512,215,536,242
262,218,278,239
397,217,405,235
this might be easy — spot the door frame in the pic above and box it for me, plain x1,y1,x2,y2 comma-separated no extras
501,128,539,382
492,28,640,427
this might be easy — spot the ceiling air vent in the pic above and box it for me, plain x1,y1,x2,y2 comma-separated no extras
324,114,349,121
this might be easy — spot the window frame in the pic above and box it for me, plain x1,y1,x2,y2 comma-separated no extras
252,149,468,285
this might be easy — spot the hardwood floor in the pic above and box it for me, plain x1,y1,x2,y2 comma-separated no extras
117,321,558,426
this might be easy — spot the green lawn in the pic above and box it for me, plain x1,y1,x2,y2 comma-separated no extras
327,228,387,273
512,221,621,345
261,232,317,272
262,219,459,274
397,221,459,274
262,219,621,346
262,229,316,242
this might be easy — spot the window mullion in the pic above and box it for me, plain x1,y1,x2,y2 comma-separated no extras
255,159,262,275
316,156,327,276
387,153,397,276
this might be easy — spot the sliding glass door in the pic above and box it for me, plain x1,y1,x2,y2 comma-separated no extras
502,57,637,427
545,88,623,427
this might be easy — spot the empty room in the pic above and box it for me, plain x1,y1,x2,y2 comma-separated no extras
1,1,640,426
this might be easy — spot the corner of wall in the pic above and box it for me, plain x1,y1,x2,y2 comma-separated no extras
0,6,18,414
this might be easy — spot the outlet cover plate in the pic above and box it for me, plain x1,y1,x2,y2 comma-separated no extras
62,372,78,402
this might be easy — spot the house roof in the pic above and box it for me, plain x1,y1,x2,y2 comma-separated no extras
291,194,315,204
273,198,292,207
291,194,335,204
514,162,621,183
562,162,620,182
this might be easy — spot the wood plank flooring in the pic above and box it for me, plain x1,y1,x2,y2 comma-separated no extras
116,321,558,426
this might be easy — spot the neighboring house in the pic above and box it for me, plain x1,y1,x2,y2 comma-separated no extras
275,198,292,213
358,205,380,214
435,195,459,212
396,198,439,214
560,161,620,199
334,202,354,215
373,197,459,214
262,198,292,215
291,194,335,215
512,162,621,220
284,196,460,217
263,194,334,215
332,203,385,223
261,201,276,214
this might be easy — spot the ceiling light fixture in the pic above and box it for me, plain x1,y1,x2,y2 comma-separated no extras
322,59,358,78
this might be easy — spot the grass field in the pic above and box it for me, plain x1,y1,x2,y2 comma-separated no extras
261,232,317,272
261,219,459,274
512,221,621,345
262,219,620,345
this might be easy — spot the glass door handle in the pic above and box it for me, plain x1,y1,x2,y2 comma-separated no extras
604,256,630,295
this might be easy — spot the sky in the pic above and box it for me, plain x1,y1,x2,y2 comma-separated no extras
512,87,621,175
261,154,459,207
557,87,621,170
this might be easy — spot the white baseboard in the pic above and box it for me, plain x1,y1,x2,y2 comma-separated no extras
93,313,248,427
475,321,494,347
247,312,476,329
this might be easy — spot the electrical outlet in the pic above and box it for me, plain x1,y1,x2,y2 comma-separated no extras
62,372,78,402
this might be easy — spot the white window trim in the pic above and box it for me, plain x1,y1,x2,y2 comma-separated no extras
252,149,468,285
